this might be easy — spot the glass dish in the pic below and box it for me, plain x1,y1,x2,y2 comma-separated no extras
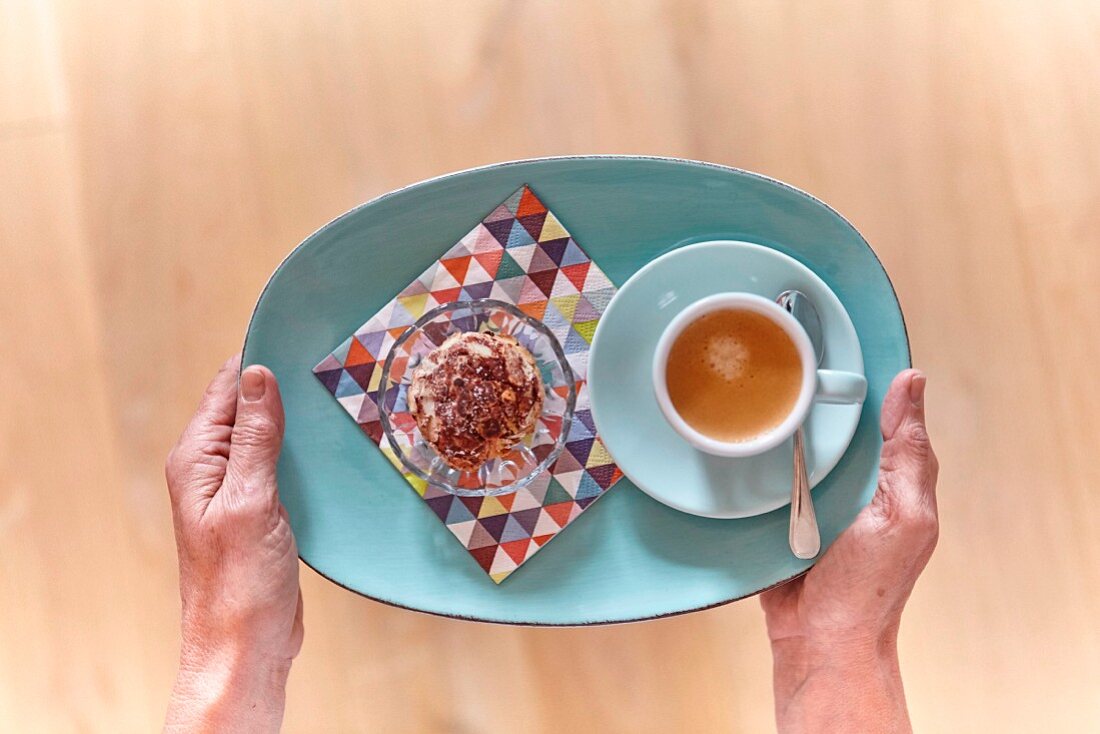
377,299,576,497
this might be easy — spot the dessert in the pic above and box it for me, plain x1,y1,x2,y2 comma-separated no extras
407,331,544,471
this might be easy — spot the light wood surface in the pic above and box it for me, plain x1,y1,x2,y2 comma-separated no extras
3,0,1099,730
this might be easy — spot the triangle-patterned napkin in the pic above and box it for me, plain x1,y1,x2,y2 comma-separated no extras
313,185,624,583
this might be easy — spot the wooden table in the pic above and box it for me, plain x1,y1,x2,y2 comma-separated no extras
2,0,1098,730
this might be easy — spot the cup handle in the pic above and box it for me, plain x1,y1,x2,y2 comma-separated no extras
815,369,867,404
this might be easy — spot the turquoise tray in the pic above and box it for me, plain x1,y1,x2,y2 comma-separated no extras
243,156,909,625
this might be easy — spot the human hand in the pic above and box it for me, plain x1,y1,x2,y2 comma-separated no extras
759,369,939,733
164,356,303,733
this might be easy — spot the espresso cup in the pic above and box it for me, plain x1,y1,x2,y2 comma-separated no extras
652,293,866,457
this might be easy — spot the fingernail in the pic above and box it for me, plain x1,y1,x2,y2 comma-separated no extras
909,371,926,405
241,367,266,402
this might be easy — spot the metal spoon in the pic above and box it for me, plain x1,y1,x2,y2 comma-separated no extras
777,290,822,559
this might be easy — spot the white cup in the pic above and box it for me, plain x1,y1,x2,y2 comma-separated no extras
652,293,867,457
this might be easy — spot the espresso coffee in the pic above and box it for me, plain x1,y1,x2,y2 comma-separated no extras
665,309,803,442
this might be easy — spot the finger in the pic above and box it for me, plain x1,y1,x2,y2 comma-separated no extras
880,368,925,441
224,365,285,503
165,354,242,507
877,369,938,509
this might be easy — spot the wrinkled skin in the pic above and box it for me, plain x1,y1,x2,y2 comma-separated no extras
164,356,302,733
760,369,940,733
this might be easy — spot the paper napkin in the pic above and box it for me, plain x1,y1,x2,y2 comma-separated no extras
313,185,623,583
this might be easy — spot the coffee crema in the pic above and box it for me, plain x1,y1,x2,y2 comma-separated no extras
665,309,802,442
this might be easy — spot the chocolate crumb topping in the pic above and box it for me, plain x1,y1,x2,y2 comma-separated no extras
407,331,544,471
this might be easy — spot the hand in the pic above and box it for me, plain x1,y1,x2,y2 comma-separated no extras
759,369,939,733
164,356,303,733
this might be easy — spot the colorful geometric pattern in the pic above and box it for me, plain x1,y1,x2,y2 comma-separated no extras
313,186,623,583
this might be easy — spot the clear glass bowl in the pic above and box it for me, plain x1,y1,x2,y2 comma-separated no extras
377,299,576,497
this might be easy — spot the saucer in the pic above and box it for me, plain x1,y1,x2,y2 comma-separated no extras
589,241,865,519
243,156,909,625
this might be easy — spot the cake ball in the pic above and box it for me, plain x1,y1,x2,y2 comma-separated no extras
407,331,544,471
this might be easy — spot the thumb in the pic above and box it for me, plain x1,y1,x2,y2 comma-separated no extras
877,369,939,512
225,365,285,500
880,369,927,443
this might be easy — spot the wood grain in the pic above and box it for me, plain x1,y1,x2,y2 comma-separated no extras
2,0,1098,730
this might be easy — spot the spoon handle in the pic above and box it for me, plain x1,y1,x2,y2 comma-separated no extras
789,426,821,559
